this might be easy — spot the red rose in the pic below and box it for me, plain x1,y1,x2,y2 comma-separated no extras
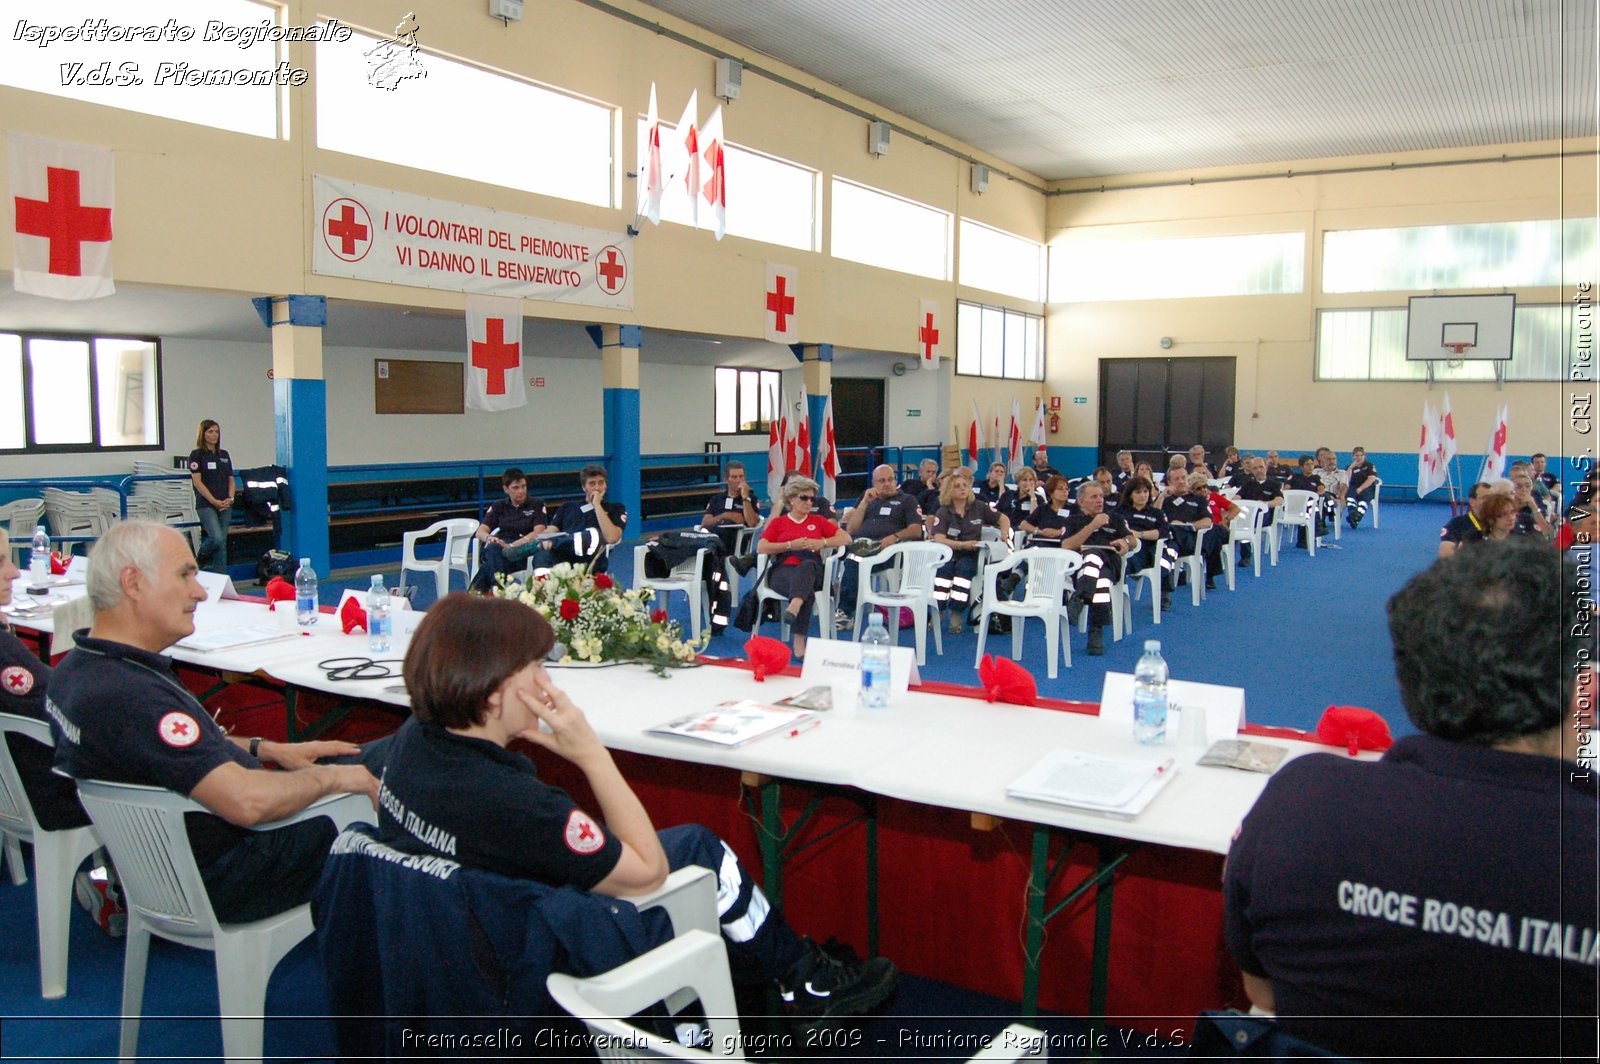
559,598,581,620
651,608,668,624
594,573,615,590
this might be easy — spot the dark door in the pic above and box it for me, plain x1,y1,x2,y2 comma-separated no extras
830,377,884,500
1098,357,1235,469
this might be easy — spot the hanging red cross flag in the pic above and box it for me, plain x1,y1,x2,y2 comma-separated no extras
917,299,941,370
765,264,798,343
675,90,700,228
700,105,727,241
464,294,527,412
9,133,114,300
639,82,664,226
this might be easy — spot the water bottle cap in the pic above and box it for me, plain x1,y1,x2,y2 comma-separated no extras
299,558,311,566
1144,640,1161,652
370,574,384,586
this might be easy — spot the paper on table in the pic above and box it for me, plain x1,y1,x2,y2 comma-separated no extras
1006,749,1177,816
177,625,300,654
649,700,815,747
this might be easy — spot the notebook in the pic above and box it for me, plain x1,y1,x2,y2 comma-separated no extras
650,700,817,747
177,625,300,654
1006,749,1178,818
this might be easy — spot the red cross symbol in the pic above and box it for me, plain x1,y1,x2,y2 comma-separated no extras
14,166,112,277
322,199,372,262
158,711,199,747
577,821,596,842
597,247,626,293
3,669,28,692
920,312,940,359
170,719,190,737
702,140,723,206
1493,422,1507,452
767,274,795,332
471,319,521,396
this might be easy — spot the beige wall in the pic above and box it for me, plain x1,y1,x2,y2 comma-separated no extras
1042,142,1599,462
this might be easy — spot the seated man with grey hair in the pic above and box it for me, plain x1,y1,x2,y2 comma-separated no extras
836,463,925,628
1224,540,1597,1059
50,521,379,923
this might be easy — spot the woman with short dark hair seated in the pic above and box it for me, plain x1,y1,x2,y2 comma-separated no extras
378,594,896,1028
756,476,850,661
1115,476,1175,611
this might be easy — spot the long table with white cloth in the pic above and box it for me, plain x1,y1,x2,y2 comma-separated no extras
7,578,1352,1022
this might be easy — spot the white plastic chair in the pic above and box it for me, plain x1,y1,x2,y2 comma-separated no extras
1363,477,1384,528
1277,490,1318,558
397,518,479,600
750,547,844,641
1075,548,1132,643
74,780,375,1062
1173,527,1210,607
1224,500,1269,590
633,545,711,641
851,542,953,666
1,499,46,564
1125,540,1168,625
973,547,1081,679
0,713,103,999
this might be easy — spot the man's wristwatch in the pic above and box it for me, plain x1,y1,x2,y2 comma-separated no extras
249,737,262,759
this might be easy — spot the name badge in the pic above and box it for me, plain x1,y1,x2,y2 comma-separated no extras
206,462,217,470
878,506,893,517
580,503,594,514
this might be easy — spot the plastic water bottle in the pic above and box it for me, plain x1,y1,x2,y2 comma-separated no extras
1133,640,1169,745
860,614,892,709
29,526,49,584
366,574,391,653
294,558,318,626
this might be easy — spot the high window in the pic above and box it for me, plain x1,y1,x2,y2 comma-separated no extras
1315,305,1572,382
959,220,1044,302
1322,219,1598,293
830,179,951,281
955,302,1044,381
1050,231,1304,302
714,367,782,435
0,332,163,452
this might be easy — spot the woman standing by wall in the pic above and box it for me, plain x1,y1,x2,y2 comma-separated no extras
188,419,234,575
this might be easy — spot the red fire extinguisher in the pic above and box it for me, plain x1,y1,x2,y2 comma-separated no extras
1048,412,1060,435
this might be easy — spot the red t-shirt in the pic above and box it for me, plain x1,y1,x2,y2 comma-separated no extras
761,512,840,566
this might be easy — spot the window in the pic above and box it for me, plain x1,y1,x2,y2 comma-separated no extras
959,220,1044,302
1315,305,1571,382
0,0,286,138
955,302,1044,380
714,368,782,434
636,121,818,250
830,179,951,280
1050,231,1304,302
0,332,162,452
317,27,613,207
1322,219,1599,293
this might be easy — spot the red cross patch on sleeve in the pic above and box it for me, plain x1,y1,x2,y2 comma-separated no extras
188,460,199,471
563,809,606,855
157,711,200,748
2,666,34,697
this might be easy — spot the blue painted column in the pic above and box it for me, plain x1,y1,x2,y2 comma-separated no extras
792,343,833,474
254,295,330,575
590,324,643,532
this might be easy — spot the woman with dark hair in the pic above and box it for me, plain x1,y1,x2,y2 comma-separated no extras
187,419,233,574
756,476,849,660
379,594,896,1026
1020,474,1074,546
1115,476,1175,611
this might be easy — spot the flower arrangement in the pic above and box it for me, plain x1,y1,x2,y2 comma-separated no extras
494,562,703,675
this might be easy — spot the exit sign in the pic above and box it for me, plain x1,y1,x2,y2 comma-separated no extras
906,408,922,417
1073,396,1088,405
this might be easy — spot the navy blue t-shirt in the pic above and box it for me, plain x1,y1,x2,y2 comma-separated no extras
377,716,623,889
1224,734,1597,1059
50,632,258,864
552,498,628,537
484,498,547,542
0,626,88,831
852,492,923,540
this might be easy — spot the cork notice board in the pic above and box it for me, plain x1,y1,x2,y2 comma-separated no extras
374,359,464,415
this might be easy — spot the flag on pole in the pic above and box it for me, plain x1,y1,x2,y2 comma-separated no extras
1440,392,1458,462
1417,400,1446,498
819,393,840,502
1007,398,1023,472
793,384,813,477
464,295,527,412
1477,404,1510,483
992,404,1004,470
1028,398,1048,448
674,90,700,227
639,83,663,225
766,376,787,502
967,398,986,470
700,105,726,240
9,133,115,300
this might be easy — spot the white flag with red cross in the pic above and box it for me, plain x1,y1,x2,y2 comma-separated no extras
639,83,663,225
700,105,727,241
766,376,787,502
1477,403,1510,483
673,90,700,228
917,300,942,370
9,133,114,300
791,383,813,477
464,294,527,412
765,263,798,343
1007,398,1023,473
967,398,986,470
1440,391,1458,463
819,392,840,502
1417,400,1445,499
1028,397,1048,447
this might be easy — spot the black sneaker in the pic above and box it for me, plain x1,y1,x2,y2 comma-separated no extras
1085,626,1105,656
1066,591,1085,626
729,554,758,577
777,937,898,1029
1160,591,1172,612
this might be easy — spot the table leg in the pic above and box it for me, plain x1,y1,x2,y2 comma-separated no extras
1020,825,1135,1021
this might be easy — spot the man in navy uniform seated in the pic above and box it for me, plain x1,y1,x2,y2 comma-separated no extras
528,465,627,575
1223,540,1597,1061
469,467,549,592
51,522,379,923
834,464,925,629
700,460,761,553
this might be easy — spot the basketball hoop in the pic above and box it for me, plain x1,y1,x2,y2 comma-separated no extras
1443,342,1472,357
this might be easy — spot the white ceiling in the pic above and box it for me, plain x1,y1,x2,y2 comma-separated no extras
639,0,1596,181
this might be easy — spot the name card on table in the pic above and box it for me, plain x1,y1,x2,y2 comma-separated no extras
800,637,920,697
64,556,89,582
195,571,239,602
1098,672,1245,746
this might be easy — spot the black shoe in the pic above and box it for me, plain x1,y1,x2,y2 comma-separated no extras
1205,575,1217,590
987,614,1011,635
1160,591,1173,611
1085,626,1105,656
729,553,757,577
1066,591,1086,625
782,607,804,629
778,937,898,1029
1348,514,1362,528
